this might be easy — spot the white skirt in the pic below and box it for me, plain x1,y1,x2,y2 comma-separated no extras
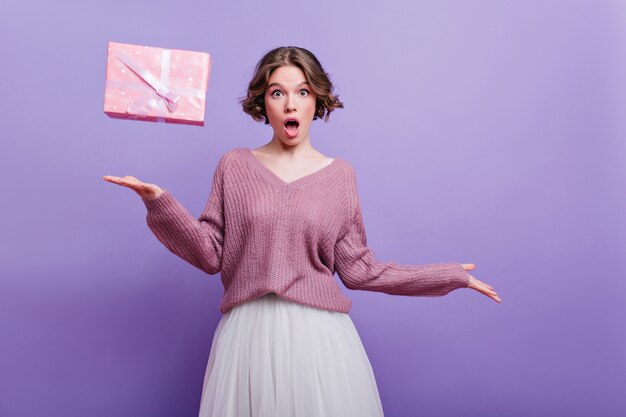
198,292,385,417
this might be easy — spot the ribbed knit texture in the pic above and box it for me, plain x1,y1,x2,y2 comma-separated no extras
141,147,470,314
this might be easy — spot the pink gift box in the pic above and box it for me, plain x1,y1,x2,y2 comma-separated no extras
103,41,211,126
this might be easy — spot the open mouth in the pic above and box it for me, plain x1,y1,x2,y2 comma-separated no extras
284,118,300,138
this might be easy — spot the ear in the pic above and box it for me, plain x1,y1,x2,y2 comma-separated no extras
257,102,269,124
315,102,325,120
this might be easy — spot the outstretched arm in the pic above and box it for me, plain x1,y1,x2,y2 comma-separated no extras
139,186,224,275
102,154,227,275
333,164,501,303
333,198,470,296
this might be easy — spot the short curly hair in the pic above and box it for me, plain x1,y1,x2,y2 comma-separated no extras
239,46,344,124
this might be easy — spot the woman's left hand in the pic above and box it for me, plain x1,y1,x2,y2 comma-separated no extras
461,264,501,303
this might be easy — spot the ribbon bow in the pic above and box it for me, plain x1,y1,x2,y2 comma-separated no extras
115,49,181,114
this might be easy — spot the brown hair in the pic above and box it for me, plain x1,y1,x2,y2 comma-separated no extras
239,46,344,124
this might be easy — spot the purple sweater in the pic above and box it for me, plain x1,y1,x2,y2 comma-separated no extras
141,147,470,314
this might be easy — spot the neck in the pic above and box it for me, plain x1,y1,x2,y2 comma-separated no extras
265,134,315,157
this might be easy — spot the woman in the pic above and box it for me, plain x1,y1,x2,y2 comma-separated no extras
103,46,501,417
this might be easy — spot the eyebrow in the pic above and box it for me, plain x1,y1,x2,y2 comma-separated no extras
267,81,310,89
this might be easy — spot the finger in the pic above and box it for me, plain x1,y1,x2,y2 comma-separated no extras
473,276,494,290
461,263,476,271
103,175,140,190
103,175,126,185
484,286,497,296
485,290,501,303
479,285,497,297
471,282,501,303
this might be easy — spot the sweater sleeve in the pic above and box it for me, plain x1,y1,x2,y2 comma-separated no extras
140,154,226,275
333,165,470,296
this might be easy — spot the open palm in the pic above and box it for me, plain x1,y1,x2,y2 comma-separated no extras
461,263,501,303
102,175,164,200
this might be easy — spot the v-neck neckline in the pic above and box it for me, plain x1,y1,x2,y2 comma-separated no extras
242,147,340,189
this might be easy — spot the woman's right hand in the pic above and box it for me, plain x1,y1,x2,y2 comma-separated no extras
102,175,164,200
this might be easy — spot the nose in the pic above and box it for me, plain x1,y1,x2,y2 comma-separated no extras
285,95,296,112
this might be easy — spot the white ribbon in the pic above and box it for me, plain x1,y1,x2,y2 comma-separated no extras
114,49,185,121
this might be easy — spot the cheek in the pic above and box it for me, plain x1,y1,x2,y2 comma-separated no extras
264,99,279,117
305,98,317,114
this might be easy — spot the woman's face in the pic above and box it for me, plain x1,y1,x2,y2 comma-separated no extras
264,65,317,145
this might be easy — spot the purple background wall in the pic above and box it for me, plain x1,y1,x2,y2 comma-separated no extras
2,0,624,416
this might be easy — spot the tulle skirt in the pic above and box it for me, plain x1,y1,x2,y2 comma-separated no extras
198,292,385,417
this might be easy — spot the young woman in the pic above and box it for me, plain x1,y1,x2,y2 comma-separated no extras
103,46,501,417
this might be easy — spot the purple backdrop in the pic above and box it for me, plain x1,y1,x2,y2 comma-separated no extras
2,0,624,416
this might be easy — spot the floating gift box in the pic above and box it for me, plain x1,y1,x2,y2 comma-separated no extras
103,41,211,126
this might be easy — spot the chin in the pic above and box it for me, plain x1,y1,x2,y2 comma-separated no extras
280,138,302,146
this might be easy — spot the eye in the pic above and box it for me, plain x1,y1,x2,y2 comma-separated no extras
270,90,283,98
299,89,310,97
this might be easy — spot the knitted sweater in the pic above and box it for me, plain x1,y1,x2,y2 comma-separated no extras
141,147,470,314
